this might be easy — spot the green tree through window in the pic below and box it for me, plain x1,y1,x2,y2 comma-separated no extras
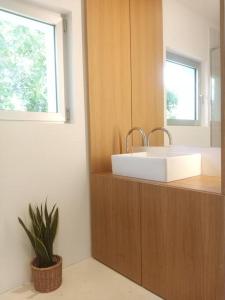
0,19,48,112
167,90,178,119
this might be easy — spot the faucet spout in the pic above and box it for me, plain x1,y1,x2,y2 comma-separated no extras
147,127,173,146
125,127,147,153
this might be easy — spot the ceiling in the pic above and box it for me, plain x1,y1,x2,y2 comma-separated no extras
178,0,220,26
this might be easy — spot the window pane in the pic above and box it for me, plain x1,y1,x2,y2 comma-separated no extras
165,60,196,121
0,10,57,113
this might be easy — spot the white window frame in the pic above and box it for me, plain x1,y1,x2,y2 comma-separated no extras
166,51,201,126
0,0,66,122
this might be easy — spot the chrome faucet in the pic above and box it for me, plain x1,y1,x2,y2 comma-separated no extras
147,127,173,146
125,127,147,153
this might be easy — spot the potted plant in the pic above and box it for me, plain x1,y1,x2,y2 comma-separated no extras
18,202,62,293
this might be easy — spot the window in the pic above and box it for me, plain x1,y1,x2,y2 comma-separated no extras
165,52,201,126
0,0,65,121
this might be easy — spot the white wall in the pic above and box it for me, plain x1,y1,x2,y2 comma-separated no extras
163,0,219,146
165,125,210,146
0,0,91,294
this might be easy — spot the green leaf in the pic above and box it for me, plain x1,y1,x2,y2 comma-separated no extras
36,206,45,231
29,204,40,232
51,208,58,244
32,221,42,239
44,200,49,226
49,204,56,225
29,204,36,224
40,204,43,218
18,217,38,257
33,236,52,267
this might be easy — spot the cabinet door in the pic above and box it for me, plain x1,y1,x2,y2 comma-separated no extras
86,0,132,172
141,183,225,300
130,0,164,146
91,174,141,284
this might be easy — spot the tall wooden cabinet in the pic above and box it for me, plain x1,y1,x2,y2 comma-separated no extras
86,0,132,172
130,0,164,146
85,0,164,172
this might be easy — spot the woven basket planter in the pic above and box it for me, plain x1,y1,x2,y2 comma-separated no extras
31,255,62,293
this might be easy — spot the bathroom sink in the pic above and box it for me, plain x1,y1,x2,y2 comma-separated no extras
112,148,202,182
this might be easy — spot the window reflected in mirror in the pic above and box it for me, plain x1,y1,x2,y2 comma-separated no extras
163,0,220,148
165,52,200,125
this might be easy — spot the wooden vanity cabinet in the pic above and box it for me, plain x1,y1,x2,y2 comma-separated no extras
91,173,224,300
141,183,224,300
91,174,142,284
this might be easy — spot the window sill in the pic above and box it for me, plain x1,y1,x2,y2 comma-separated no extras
0,111,66,123
167,119,201,126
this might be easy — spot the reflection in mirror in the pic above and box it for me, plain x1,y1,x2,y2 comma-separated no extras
163,0,220,147
211,46,221,146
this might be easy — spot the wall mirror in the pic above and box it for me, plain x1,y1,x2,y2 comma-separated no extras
163,0,221,148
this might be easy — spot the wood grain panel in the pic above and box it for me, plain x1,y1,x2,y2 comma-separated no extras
91,174,142,284
108,173,221,194
86,0,132,172
221,0,225,193
130,0,164,146
141,183,225,300
167,175,221,194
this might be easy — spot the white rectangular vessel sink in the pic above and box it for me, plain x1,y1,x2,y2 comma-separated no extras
112,148,201,182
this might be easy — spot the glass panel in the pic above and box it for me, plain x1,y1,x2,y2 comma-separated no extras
211,48,221,147
165,60,196,121
0,10,57,113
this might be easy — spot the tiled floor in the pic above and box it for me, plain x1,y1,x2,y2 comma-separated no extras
1,258,162,300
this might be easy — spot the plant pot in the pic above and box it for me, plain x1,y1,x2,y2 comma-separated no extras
31,255,62,293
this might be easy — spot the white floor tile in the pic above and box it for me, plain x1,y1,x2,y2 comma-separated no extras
1,258,162,300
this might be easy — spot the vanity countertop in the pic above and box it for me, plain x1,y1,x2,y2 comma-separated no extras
165,175,221,194
93,173,221,195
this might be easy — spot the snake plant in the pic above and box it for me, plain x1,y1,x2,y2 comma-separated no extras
18,201,59,268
